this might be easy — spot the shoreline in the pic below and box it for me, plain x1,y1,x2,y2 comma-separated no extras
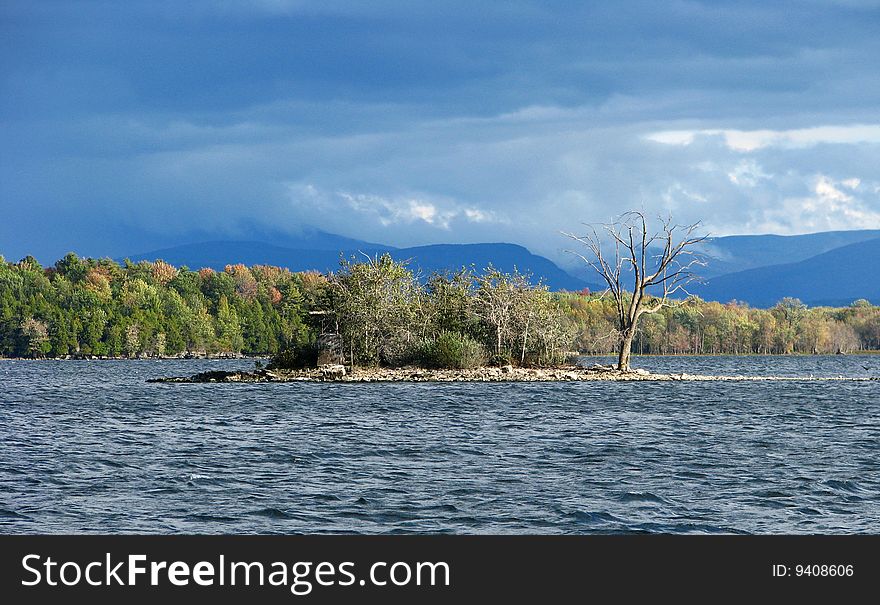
4,350,880,362
0,354,267,361
148,365,880,384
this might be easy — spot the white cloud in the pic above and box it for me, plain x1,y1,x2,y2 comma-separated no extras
662,183,708,208
463,208,495,223
647,124,880,152
747,174,880,234
286,183,504,240
13,94,880,261
111,112,880,257
407,200,439,225
814,175,853,203
645,130,698,146
727,159,772,187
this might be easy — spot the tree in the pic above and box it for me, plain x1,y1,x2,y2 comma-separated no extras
124,323,141,357
4,251,880,362
20,317,50,357
330,253,420,366
215,295,244,353
520,288,571,366
772,297,807,354
151,260,178,286
425,268,475,337
470,266,569,365
153,332,167,357
565,212,706,370
472,267,522,361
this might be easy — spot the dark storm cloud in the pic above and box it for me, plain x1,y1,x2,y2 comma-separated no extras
1,0,879,261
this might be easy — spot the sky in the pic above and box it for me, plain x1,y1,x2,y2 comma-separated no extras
2,0,880,264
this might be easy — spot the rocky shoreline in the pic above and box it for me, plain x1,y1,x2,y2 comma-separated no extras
148,364,880,383
1,352,262,361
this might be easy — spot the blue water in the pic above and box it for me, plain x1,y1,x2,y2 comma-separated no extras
1,356,879,534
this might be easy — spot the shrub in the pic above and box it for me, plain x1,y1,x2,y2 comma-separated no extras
269,341,319,369
487,352,513,367
379,333,421,368
420,331,487,369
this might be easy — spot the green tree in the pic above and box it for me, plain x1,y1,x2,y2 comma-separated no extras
215,295,244,353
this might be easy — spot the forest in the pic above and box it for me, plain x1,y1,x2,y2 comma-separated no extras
1,253,879,363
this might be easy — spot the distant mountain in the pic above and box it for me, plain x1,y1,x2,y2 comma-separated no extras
692,237,880,307
124,241,347,272
697,229,880,277
240,226,392,252
122,229,880,304
384,243,595,291
124,241,597,292
563,228,880,281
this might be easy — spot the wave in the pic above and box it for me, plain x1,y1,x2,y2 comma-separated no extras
250,507,296,519
618,492,669,504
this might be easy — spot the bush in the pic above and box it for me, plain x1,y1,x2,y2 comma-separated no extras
269,341,319,369
379,333,420,368
487,352,513,367
420,331,487,369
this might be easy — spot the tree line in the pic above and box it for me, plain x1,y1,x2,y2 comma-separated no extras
559,292,880,355
0,252,570,367
1,252,878,363
0,253,315,359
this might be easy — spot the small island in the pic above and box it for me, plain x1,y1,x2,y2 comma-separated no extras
147,213,878,385
3,213,878,383
148,364,879,384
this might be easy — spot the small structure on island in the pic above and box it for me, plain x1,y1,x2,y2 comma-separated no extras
309,310,346,378
315,333,344,366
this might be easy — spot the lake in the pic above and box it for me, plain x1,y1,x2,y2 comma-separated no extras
1,356,879,534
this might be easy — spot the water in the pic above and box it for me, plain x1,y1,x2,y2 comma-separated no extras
1,356,879,534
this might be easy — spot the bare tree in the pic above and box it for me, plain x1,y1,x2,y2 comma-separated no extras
564,212,707,371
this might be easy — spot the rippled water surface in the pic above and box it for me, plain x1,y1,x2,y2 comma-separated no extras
2,356,879,534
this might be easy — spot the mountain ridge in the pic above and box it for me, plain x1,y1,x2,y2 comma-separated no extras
122,240,598,292
697,228,880,277
106,228,880,305
692,236,880,307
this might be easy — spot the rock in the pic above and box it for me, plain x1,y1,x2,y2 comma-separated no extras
191,370,239,382
319,364,346,380
152,362,876,384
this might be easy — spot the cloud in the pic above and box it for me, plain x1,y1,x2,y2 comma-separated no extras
646,124,880,152
2,0,880,263
5,101,880,261
285,183,505,241
751,174,880,234
726,159,772,187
